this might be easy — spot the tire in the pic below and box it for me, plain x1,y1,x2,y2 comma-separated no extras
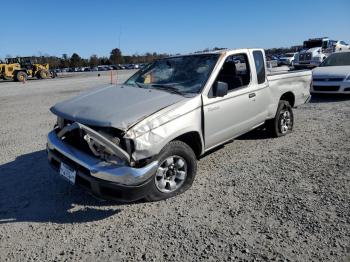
50,71,57,78
266,100,294,137
145,140,197,201
15,71,28,82
39,69,49,79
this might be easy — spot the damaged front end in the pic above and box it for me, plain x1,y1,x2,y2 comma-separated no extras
47,118,158,188
57,121,130,165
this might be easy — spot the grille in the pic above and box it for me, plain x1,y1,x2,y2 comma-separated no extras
299,53,305,61
62,129,94,157
305,53,312,60
313,86,340,91
313,77,344,82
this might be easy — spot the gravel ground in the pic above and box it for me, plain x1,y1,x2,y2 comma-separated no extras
0,72,349,262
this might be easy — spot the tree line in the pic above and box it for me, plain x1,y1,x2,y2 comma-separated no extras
265,46,303,55
4,45,304,69
21,48,169,69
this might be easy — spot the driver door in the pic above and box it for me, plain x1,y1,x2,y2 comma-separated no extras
202,52,263,150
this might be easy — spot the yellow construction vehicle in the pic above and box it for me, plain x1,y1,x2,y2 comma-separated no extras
0,60,4,79
0,58,21,81
15,57,51,81
0,57,53,81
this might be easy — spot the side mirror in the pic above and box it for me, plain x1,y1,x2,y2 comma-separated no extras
213,81,228,97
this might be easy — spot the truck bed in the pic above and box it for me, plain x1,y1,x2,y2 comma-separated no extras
267,66,310,77
267,68,312,109
267,68,311,81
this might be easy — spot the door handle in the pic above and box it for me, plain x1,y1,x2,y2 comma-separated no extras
249,93,256,98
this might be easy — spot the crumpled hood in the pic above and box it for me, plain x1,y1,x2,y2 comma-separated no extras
312,66,350,79
50,85,186,130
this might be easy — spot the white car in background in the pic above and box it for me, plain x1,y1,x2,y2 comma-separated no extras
311,51,350,94
278,53,297,66
333,40,350,52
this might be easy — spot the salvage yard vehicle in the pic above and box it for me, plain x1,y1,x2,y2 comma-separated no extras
18,57,51,81
47,48,311,202
278,53,297,66
0,60,4,79
0,58,21,81
294,37,349,69
311,51,350,94
265,55,279,68
0,57,54,81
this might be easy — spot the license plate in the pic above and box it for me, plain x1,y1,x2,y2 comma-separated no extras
59,162,76,184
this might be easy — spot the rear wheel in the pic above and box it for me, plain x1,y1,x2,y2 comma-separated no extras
15,71,27,82
38,69,49,79
50,70,57,78
145,141,197,201
266,100,294,137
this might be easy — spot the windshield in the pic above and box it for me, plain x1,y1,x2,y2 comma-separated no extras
322,41,329,49
320,52,350,67
304,40,323,49
125,54,219,94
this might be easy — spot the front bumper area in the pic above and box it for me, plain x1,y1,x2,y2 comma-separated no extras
294,60,320,68
311,81,350,94
47,130,158,201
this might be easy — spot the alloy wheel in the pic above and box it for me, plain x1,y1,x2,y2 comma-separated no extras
155,155,187,193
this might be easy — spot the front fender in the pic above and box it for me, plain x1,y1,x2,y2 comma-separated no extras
125,96,204,161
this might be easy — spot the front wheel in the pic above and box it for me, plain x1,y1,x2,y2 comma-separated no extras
145,141,197,201
50,71,57,78
15,71,28,82
266,100,294,137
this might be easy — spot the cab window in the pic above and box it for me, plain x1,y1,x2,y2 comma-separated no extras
253,51,266,84
216,54,251,92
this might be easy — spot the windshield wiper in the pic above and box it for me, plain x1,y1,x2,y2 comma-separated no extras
151,84,184,96
134,82,146,88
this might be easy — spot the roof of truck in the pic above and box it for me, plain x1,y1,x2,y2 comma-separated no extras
166,48,261,58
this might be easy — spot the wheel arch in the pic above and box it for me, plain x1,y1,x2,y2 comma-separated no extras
280,92,295,107
171,131,203,158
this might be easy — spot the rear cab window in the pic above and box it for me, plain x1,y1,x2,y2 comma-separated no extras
253,51,266,84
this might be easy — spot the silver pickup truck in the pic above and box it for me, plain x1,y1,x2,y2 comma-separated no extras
47,49,311,201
